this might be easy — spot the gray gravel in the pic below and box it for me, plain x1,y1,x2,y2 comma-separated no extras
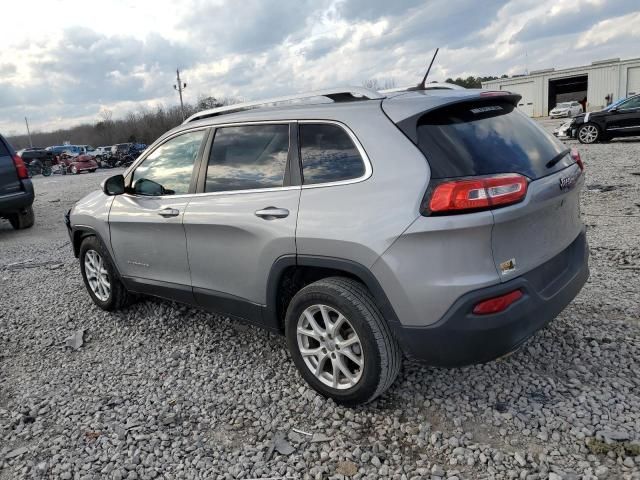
1,126,639,479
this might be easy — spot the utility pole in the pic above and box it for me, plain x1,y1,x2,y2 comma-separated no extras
25,117,33,147
173,69,187,121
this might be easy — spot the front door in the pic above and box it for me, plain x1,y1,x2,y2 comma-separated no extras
183,123,299,324
109,129,208,299
605,96,640,135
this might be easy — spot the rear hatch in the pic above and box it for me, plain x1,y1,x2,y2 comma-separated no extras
386,93,584,279
0,138,22,197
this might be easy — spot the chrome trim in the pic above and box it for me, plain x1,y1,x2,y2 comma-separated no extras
127,185,303,200
298,120,372,189
606,125,640,131
125,119,372,199
183,87,384,123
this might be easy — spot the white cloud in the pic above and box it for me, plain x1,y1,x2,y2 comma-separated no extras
576,11,640,48
1,0,638,134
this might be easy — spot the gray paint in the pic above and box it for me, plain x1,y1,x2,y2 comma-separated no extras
70,89,585,332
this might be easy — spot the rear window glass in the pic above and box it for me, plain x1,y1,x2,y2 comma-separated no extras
413,101,568,179
0,140,9,156
300,124,365,185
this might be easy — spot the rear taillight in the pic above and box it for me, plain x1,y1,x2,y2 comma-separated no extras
571,148,584,171
12,155,29,179
473,289,523,315
427,174,528,214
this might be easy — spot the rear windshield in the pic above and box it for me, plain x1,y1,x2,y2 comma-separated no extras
412,101,568,179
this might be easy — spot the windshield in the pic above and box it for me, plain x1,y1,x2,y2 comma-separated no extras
555,103,571,108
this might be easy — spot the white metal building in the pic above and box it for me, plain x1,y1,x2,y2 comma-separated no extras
481,57,640,117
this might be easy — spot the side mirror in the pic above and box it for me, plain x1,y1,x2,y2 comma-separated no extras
609,106,618,112
102,174,125,196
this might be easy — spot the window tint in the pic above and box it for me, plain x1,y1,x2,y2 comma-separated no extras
205,124,289,192
619,96,640,110
0,139,9,156
409,101,568,180
300,124,365,185
132,130,205,195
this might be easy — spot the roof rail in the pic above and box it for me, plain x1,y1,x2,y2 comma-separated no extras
183,86,384,123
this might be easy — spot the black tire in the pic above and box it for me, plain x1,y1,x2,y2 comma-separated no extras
9,206,35,230
42,165,52,176
285,277,401,405
577,123,600,144
79,236,131,311
89,169,96,173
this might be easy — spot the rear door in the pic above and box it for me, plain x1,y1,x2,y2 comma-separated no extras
109,128,208,296
0,137,21,197
183,123,299,320
606,95,640,135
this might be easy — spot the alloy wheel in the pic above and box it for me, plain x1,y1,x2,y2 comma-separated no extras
296,304,364,390
579,125,598,143
84,250,111,301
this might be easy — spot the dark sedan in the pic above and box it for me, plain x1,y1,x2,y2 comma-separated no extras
570,94,640,143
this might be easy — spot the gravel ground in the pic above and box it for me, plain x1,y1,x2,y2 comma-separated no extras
1,124,639,480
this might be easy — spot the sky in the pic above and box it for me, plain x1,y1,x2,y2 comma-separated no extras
1,0,639,135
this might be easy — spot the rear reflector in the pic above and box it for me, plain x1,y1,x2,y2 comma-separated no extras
473,289,523,315
570,148,584,171
429,174,528,214
12,155,29,180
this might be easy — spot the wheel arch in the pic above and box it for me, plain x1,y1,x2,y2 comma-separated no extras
265,255,401,333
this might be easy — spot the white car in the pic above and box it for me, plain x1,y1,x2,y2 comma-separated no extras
550,101,583,118
90,146,112,159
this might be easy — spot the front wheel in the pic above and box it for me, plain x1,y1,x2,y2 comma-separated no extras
285,277,401,405
578,123,600,144
79,236,131,310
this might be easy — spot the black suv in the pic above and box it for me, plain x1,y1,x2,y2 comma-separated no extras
571,94,640,143
0,134,35,229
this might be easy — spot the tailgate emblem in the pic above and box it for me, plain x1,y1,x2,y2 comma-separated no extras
559,170,580,191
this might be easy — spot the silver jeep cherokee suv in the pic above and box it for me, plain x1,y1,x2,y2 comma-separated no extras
66,86,589,405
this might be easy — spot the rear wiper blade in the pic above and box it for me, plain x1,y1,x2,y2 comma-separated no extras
546,149,570,169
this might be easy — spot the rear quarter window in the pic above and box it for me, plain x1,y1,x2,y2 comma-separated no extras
299,123,365,185
412,101,568,180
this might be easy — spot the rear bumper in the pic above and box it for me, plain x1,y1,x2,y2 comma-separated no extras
0,181,34,215
392,230,589,366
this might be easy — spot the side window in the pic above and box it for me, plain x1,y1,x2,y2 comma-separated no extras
299,123,365,185
132,130,205,195
619,96,640,110
205,124,289,192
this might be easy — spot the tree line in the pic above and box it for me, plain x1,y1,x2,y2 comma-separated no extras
7,96,238,150
444,75,509,89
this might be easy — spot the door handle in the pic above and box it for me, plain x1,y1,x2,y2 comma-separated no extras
255,207,289,219
157,208,180,218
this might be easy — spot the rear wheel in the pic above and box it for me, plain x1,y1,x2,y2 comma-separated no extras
578,123,600,144
285,277,401,405
79,236,131,310
9,206,35,230
71,165,78,174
